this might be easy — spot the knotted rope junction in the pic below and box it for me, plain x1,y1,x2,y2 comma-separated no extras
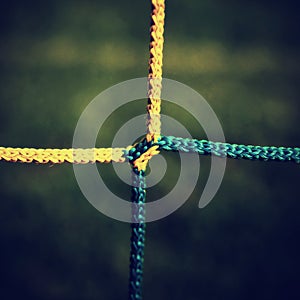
0,1,299,299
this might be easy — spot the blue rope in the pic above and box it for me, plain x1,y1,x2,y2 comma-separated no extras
128,169,146,300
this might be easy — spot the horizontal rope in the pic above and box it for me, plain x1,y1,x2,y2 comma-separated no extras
1,136,299,165
158,136,300,163
0,147,127,164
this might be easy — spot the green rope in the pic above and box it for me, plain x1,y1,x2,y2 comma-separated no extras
124,135,300,163
128,169,146,300
158,136,300,163
125,135,299,299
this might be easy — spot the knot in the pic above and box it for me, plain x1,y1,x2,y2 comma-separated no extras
125,137,161,172
133,145,160,171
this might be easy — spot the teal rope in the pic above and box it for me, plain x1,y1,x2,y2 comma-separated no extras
124,136,300,163
126,135,299,299
128,169,146,300
158,136,300,163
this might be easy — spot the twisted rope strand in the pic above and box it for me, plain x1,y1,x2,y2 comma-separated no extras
147,0,165,142
0,147,127,164
128,170,146,300
158,136,300,163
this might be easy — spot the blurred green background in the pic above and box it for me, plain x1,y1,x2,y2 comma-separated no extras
0,0,299,299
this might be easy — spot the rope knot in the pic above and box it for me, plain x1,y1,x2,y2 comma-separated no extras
125,137,161,172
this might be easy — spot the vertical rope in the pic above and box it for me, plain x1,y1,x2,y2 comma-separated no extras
128,169,146,300
147,0,165,142
129,1,165,298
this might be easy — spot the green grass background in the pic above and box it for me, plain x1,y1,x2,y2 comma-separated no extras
0,0,299,299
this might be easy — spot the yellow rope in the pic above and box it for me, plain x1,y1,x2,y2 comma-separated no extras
0,147,126,164
146,0,165,143
0,0,166,169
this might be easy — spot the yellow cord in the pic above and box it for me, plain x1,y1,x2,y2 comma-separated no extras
146,0,165,143
0,0,166,170
0,147,126,164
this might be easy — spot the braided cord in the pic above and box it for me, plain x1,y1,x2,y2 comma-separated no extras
147,0,165,142
158,136,300,163
0,147,127,164
128,170,146,300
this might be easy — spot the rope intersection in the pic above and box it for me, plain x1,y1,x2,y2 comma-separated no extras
0,0,299,300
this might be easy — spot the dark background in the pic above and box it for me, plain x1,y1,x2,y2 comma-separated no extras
0,0,299,299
